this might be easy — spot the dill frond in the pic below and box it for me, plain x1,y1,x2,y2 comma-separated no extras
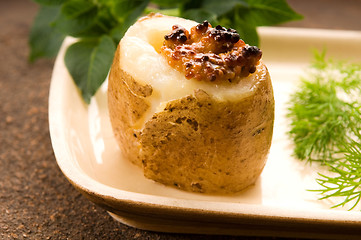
287,51,361,210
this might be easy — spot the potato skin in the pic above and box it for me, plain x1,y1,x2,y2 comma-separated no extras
108,45,274,194
108,45,153,167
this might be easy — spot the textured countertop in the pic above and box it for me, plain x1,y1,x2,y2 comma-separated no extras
1,0,361,239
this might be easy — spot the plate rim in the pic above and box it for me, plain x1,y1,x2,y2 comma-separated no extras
48,27,361,237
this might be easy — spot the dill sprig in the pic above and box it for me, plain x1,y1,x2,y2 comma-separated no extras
287,50,361,209
315,137,361,210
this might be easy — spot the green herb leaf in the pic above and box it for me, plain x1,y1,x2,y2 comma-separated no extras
64,35,116,103
61,0,96,18
150,0,182,8
110,0,150,43
111,0,149,19
202,0,247,16
288,51,361,209
181,0,301,47
33,0,67,6
238,0,303,26
233,12,259,46
30,0,302,103
29,5,65,62
144,7,180,17
52,0,101,37
179,0,202,11
315,137,361,210
288,52,361,163
229,0,303,45
182,9,218,25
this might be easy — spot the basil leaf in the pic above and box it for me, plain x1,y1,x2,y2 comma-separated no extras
151,0,181,8
95,6,118,32
29,5,65,62
33,0,67,5
238,0,303,26
64,35,116,103
181,9,217,25
110,24,130,45
110,0,150,43
61,0,96,18
180,0,203,11
52,0,100,37
30,0,303,103
233,14,259,46
202,0,247,16
111,0,150,20
144,7,180,17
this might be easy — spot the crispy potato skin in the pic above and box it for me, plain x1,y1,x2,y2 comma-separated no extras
141,64,274,193
108,45,274,194
108,45,153,167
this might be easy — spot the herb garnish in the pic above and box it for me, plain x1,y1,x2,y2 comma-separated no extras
29,0,302,103
288,51,361,210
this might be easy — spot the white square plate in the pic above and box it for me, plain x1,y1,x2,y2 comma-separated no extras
49,27,361,239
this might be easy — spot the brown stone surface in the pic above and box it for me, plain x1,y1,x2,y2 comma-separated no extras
1,0,360,239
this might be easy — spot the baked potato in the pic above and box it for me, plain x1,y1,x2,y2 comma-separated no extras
108,13,274,194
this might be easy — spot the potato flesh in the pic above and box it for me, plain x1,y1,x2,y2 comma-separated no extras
119,15,258,129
